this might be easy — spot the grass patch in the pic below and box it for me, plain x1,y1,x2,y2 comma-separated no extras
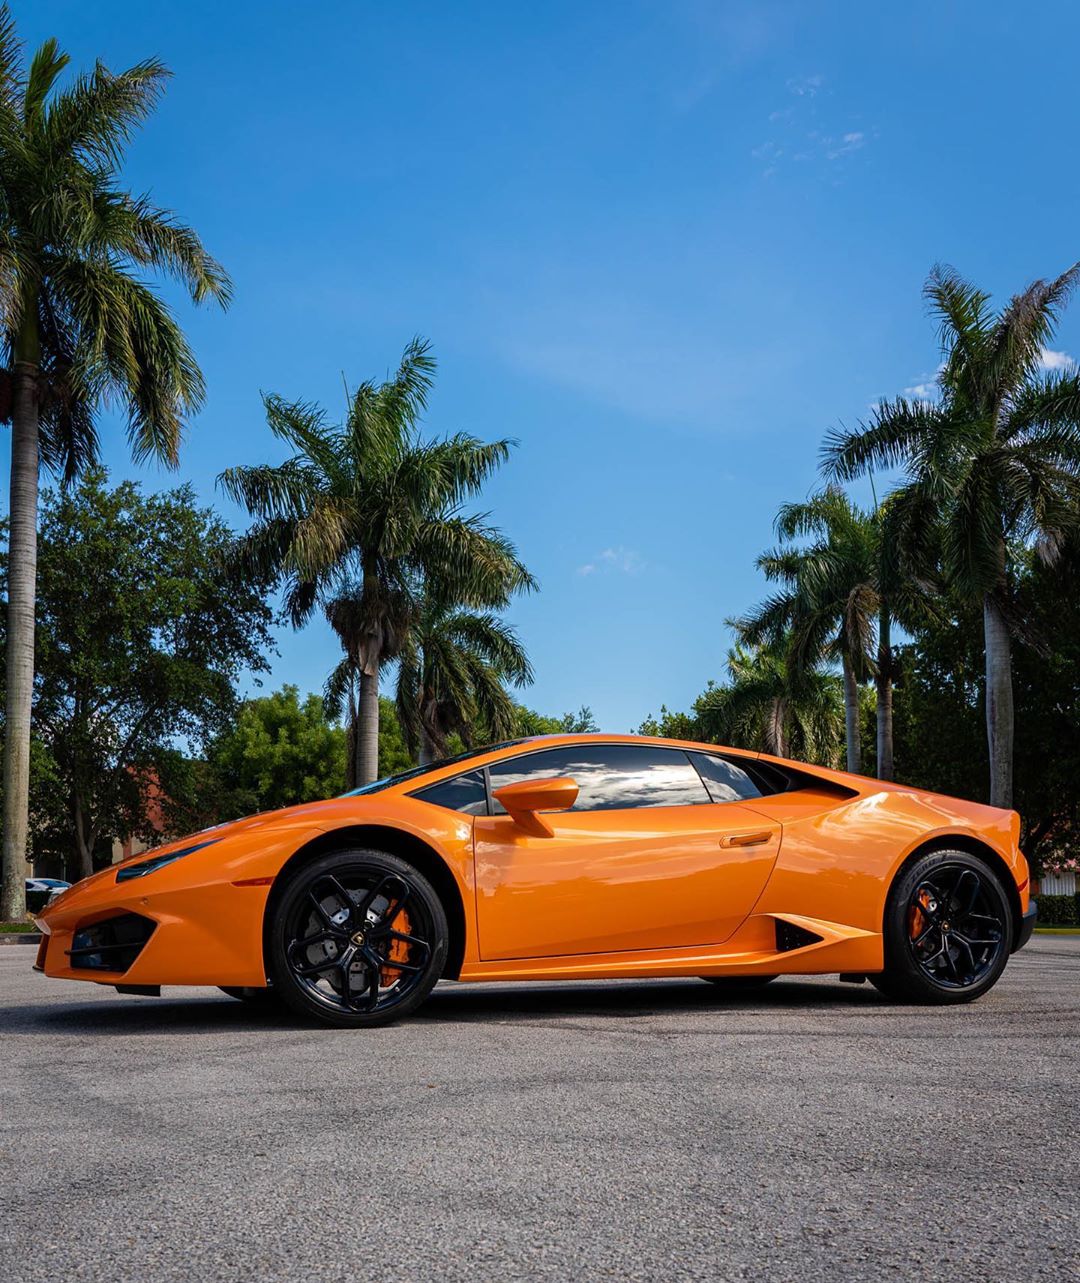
1034,926,1080,936
0,920,39,933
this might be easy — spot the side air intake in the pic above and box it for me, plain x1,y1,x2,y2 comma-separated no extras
775,919,824,952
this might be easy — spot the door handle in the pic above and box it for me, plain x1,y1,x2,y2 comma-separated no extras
719,830,774,848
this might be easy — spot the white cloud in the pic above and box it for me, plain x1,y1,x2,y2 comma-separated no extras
1040,348,1074,372
754,77,872,177
786,74,824,97
825,131,865,160
578,547,645,577
903,381,937,401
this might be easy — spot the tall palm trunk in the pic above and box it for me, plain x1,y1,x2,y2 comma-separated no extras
418,727,437,766
357,664,380,785
1,342,40,919
983,593,1013,808
841,653,861,775
875,605,894,781
766,697,788,759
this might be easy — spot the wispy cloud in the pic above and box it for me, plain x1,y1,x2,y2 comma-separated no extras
578,546,645,577
754,75,874,179
1040,348,1075,371
786,73,823,97
903,381,937,401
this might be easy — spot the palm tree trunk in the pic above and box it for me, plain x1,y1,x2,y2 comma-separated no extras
418,726,437,766
875,606,894,781
983,594,1014,808
357,664,381,785
767,697,787,759
1,354,40,919
842,653,861,775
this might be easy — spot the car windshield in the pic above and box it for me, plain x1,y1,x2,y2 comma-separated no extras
340,741,525,797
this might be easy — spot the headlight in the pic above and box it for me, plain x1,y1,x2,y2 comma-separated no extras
115,839,220,883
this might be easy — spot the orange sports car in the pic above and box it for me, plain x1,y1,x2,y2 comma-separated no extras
34,733,1037,1026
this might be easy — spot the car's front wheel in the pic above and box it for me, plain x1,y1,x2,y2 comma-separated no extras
872,850,1012,1004
267,849,448,1028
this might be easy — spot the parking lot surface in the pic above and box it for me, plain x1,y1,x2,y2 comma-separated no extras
2,937,1078,1282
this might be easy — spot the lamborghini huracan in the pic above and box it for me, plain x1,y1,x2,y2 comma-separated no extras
33,734,1037,1026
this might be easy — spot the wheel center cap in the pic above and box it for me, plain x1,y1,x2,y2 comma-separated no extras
351,929,366,947
942,922,950,933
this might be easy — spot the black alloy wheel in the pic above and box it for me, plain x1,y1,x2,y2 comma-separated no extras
873,851,1012,1004
268,849,448,1028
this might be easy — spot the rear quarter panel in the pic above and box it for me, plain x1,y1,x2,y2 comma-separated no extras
746,774,1026,935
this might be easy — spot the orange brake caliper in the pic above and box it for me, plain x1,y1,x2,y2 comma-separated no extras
380,907,412,985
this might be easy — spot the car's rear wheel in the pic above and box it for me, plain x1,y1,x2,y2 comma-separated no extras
267,848,448,1028
872,850,1012,1004
699,974,778,989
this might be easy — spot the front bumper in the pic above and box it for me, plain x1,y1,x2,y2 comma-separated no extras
1014,900,1037,952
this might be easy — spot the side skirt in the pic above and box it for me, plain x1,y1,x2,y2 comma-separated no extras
457,912,882,983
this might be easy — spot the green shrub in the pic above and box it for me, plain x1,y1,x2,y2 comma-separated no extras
1037,893,1080,926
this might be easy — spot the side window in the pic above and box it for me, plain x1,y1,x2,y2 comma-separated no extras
689,751,765,802
488,744,710,812
412,770,488,815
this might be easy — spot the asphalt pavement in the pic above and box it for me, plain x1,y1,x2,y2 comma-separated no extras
2,937,1078,1282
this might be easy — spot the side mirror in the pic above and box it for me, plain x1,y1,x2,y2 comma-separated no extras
492,776,579,837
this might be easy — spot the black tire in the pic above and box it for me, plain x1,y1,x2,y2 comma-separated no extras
267,848,448,1028
218,986,281,1006
871,849,1012,1005
699,974,778,989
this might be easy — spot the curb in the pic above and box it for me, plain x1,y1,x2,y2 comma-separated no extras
0,932,41,946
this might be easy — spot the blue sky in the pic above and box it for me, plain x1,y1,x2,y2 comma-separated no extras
9,1,1080,730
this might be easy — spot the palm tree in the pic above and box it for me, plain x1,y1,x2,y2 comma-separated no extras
824,263,1080,807
739,489,937,780
221,339,535,786
737,490,877,774
394,600,533,764
0,12,230,919
696,636,844,766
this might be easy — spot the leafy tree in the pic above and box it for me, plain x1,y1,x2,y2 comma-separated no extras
695,637,844,766
512,704,599,736
824,262,1080,806
221,339,534,787
637,705,699,740
394,600,533,763
0,470,271,881
202,685,346,821
0,9,230,916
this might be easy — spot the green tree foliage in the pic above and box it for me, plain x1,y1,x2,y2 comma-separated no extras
0,7,230,916
395,599,533,763
824,262,1080,806
221,339,534,786
512,704,599,736
696,639,844,766
200,685,346,821
0,470,272,880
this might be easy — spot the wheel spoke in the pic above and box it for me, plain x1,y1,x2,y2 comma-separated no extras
950,869,980,921
912,919,938,946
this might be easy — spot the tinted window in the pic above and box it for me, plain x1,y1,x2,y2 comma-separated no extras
413,770,488,815
689,752,764,802
488,744,710,812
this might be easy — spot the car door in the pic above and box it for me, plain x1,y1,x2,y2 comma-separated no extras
473,743,781,960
